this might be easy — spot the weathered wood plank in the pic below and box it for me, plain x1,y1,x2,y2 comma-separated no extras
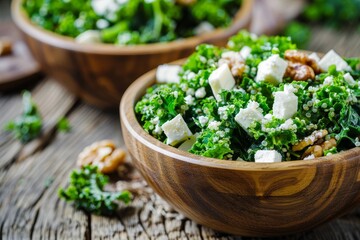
0,79,76,168
0,104,123,240
308,25,360,57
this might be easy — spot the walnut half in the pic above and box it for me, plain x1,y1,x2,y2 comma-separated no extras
77,140,126,174
284,50,321,81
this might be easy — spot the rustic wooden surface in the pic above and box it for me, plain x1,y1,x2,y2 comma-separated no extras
2,1,360,239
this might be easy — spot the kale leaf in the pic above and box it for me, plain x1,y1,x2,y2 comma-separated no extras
4,91,42,143
59,165,131,215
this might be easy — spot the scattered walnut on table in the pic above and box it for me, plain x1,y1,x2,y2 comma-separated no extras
77,140,126,174
0,38,12,56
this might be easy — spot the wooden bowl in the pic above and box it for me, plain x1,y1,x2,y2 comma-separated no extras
11,0,253,108
120,62,360,237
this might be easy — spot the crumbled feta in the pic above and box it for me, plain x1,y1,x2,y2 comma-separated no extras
255,54,288,85
318,49,352,72
235,101,263,132
344,73,356,86
195,87,206,99
208,121,221,131
194,21,215,35
184,95,195,105
279,119,297,131
198,116,208,126
153,124,163,135
273,89,298,120
240,46,252,59
209,64,235,101
254,150,282,163
156,65,182,84
161,114,193,146
323,76,334,85
308,52,320,63
75,30,102,44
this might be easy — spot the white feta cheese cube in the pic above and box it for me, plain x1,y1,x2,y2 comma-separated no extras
161,114,193,146
318,49,352,72
209,64,235,101
255,150,282,163
240,46,252,59
273,90,298,119
344,73,356,86
156,65,182,84
255,54,288,85
75,30,102,44
308,52,320,63
235,101,263,132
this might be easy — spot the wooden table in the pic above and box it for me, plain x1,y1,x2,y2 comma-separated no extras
2,8,360,240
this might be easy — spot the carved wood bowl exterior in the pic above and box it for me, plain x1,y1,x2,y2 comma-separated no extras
11,0,253,109
120,63,360,237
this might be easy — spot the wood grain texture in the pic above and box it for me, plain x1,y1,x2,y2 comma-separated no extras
0,21,42,91
120,62,360,237
10,0,253,109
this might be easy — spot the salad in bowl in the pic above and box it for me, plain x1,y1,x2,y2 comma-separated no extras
135,31,360,162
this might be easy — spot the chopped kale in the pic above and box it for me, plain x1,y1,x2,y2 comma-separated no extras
59,165,131,215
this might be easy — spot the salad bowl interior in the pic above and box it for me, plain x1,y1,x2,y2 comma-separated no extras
120,61,360,237
11,0,253,108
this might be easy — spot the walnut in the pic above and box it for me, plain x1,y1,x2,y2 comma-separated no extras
302,145,323,159
285,62,315,81
0,39,12,56
284,50,322,81
77,140,126,174
321,138,337,151
218,51,245,77
292,129,328,152
301,138,337,160
284,50,321,73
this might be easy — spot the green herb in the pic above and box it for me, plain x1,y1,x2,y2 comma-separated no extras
23,0,241,45
57,117,71,133
4,91,42,143
59,165,131,215
135,31,360,161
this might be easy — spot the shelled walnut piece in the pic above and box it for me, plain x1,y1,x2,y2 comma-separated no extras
77,140,126,174
0,39,12,56
284,50,321,81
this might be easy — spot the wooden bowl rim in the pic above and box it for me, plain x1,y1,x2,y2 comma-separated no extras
11,0,253,55
120,59,360,171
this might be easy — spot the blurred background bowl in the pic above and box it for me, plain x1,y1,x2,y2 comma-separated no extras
120,63,360,237
11,0,254,109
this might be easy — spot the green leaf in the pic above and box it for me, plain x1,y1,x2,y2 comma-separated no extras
58,165,132,215
57,117,71,133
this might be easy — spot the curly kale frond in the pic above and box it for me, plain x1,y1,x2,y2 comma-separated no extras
4,91,42,143
59,165,131,216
